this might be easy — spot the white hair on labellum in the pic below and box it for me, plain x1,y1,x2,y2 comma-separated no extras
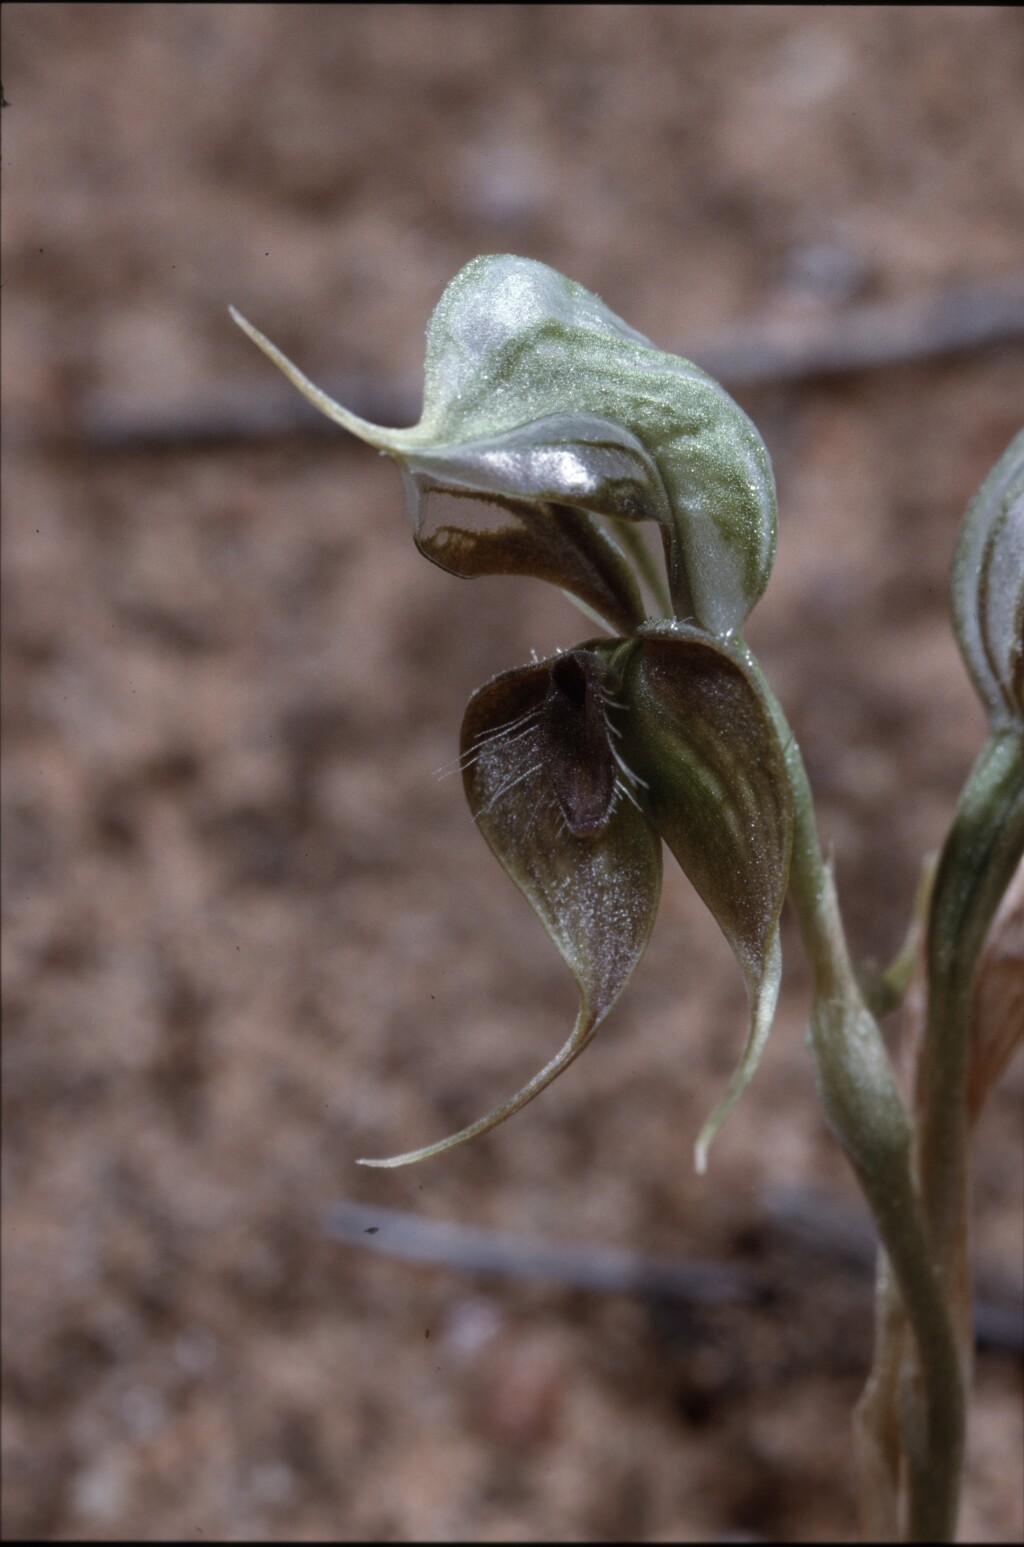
610,742,648,791
476,759,546,821
434,705,543,779
462,648,649,840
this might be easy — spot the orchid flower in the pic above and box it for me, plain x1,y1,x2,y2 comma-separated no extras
231,255,791,1169
231,256,1024,1539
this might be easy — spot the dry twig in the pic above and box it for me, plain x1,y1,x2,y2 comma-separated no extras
74,273,1024,451
323,1188,1023,1353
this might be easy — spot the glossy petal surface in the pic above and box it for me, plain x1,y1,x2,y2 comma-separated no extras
951,428,1024,725
232,255,779,634
409,255,778,633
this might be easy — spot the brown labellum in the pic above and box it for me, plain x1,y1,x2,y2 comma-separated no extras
357,651,662,1166
542,651,617,837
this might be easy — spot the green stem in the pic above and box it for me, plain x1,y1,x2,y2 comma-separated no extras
858,856,936,1019
917,726,1024,1286
742,648,965,1541
854,1255,908,1541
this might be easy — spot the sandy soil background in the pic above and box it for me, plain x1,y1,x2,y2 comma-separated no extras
2,6,1022,1540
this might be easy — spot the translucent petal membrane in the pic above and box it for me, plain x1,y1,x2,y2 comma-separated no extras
951,429,1024,725
359,649,662,1167
411,483,645,637
619,624,793,1169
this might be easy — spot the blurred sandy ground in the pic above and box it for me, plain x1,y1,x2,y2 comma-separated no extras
2,6,1022,1540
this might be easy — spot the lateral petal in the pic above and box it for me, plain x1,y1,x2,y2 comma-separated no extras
619,623,793,1167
